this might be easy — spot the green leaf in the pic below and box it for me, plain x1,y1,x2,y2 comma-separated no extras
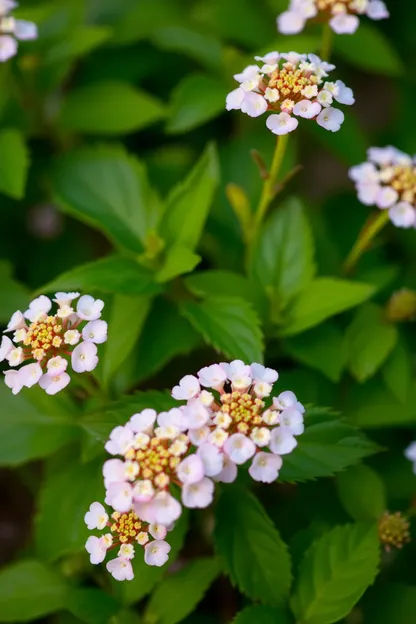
0,560,67,622
35,458,104,561
167,74,227,134
334,23,403,77
38,256,162,296
0,261,28,323
281,278,375,336
43,25,112,64
60,81,166,134
284,323,345,383
250,197,315,314
151,26,223,70
0,129,30,199
66,588,119,624
144,558,221,624
184,270,265,314
122,510,189,605
102,294,152,385
214,487,292,606
159,143,219,251
382,340,412,403
291,523,380,624
233,605,290,624
53,145,162,253
181,296,264,363
156,246,201,283
336,465,386,521
345,303,398,382
0,385,77,467
279,408,381,482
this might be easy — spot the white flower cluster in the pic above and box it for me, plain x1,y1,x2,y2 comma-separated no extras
349,147,416,229
0,0,37,62
226,52,354,135
85,361,304,580
1,293,107,395
277,0,389,35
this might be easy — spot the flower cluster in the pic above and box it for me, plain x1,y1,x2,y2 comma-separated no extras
85,361,304,579
1,293,107,395
277,0,389,35
0,1,37,62
226,52,354,134
349,147,416,229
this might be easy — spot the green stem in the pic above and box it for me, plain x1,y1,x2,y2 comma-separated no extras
320,23,333,61
253,133,289,230
342,210,390,275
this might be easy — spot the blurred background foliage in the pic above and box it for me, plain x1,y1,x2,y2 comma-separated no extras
1,0,416,622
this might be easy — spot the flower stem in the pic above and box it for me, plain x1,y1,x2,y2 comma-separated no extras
320,23,333,61
342,210,390,275
253,133,289,230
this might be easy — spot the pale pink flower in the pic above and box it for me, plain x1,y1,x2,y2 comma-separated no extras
144,540,171,567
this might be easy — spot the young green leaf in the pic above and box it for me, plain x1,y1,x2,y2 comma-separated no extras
382,340,412,404
250,197,315,313
144,558,221,624
345,303,398,382
159,143,219,251
60,81,166,134
336,465,386,521
0,129,30,200
281,278,375,336
180,296,264,363
0,560,67,622
233,605,290,624
214,487,292,606
291,523,380,624
156,246,201,282
279,408,381,482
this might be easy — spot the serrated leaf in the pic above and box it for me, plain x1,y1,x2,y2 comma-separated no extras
233,605,290,624
0,129,30,199
167,74,227,134
345,303,398,382
35,458,104,561
279,408,381,482
250,197,315,313
180,296,264,363
159,143,219,251
156,246,201,283
214,487,292,606
144,558,221,624
281,278,375,336
336,465,386,521
37,256,162,297
53,145,162,253
291,523,380,624
60,81,166,134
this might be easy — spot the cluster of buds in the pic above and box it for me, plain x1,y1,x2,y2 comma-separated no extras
0,0,37,62
349,147,416,229
0,293,107,395
85,361,304,580
378,511,411,552
277,0,389,35
226,52,354,134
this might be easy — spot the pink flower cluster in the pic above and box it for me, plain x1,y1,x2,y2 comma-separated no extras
0,293,107,395
85,361,304,580
226,52,354,134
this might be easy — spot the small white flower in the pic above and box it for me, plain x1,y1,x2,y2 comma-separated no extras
154,425,179,440
280,408,304,435
144,540,171,567
24,295,52,322
208,428,229,448
251,362,278,384
367,146,397,165
53,292,80,306
199,390,214,406
197,364,227,389
366,0,389,19
213,412,232,429
249,452,282,483
82,320,108,344
349,162,379,184
254,51,279,64
157,408,188,431
269,426,298,455
149,523,167,540
46,356,68,376
0,1,18,15
226,87,245,111
293,100,322,119
233,65,260,83
188,426,210,446
316,107,344,132
356,182,381,205
250,427,271,447
277,10,306,34
220,360,251,381
302,85,318,99
103,458,126,486
213,455,238,483
19,363,42,388
106,556,134,581
133,480,155,502
197,442,224,477
129,409,157,433
152,491,182,525
71,341,98,373
56,304,74,319
241,74,262,92
182,477,214,508
307,54,335,77
7,346,23,366
0,35,16,61
266,112,299,135
223,433,256,464
13,328,27,342
38,372,71,395
14,19,37,40
265,87,280,103
105,425,134,455
5,310,26,332
76,295,104,321
262,409,280,426
389,203,416,229
64,329,81,345
183,400,209,429
317,90,333,107
334,80,355,105
124,461,140,481
172,375,200,400
4,369,23,394
118,544,135,560
86,536,109,565
0,335,13,362
330,13,360,33
241,92,268,118
376,186,399,209
84,502,109,530
177,454,205,485
253,381,273,398
137,531,149,545
105,482,133,513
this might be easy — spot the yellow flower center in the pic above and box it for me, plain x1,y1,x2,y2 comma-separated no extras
23,316,63,361
111,511,142,544
220,392,264,435
388,164,416,204
124,434,189,488
378,511,411,551
269,67,319,100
